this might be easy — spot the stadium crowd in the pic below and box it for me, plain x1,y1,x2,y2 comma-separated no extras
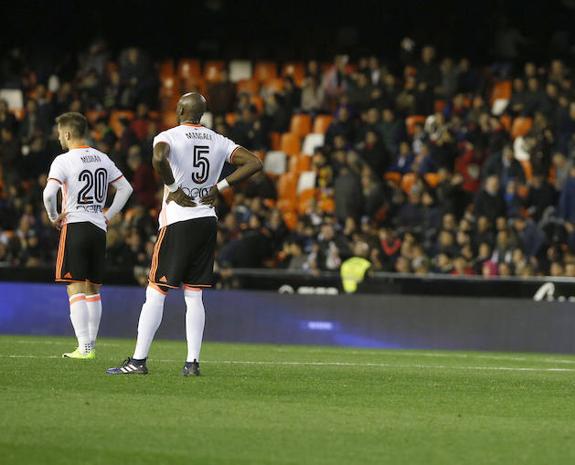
3,40,575,284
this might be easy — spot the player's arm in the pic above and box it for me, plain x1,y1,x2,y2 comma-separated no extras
201,147,263,206
104,176,133,224
152,141,195,207
42,179,66,230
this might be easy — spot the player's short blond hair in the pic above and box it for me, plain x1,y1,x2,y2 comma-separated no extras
55,112,87,138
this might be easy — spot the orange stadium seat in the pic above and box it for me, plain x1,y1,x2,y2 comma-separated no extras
159,59,175,79
298,188,318,214
319,194,335,213
289,154,312,173
312,115,333,134
254,61,277,82
424,173,440,188
204,61,225,81
405,115,426,136
490,80,512,104
263,78,284,93
270,132,282,150
289,114,312,137
401,173,417,194
278,172,298,200
384,172,402,186
236,78,260,95
511,117,533,139
280,133,301,156
282,210,298,230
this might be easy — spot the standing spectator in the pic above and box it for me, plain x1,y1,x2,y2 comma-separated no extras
126,146,157,209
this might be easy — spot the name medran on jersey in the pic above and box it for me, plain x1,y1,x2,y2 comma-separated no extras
186,132,213,141
81,155,102,163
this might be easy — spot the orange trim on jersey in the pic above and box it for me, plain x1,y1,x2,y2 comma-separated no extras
62,182,68,219
56,224,68,280
229,146,241,163
183,283,212,288
181,123,202,127
86,294,101,302
73,145,90,149
69,294,86,305
148,282,168,295
48,177,62,185
149,227,167,282
110,174,124,183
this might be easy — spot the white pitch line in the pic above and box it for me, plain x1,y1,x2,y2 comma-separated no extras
11,340,575,365
1,354,574,373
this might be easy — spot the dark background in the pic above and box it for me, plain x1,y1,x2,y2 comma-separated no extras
2,0,575,63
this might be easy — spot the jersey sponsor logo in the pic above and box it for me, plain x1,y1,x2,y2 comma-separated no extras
76,205,104,213
180,186,210,199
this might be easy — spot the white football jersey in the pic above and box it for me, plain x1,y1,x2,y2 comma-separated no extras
153,123,239,228
47,146,124,231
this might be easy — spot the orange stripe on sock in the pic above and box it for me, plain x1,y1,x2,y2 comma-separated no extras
86,295,101,302
69,294,86,305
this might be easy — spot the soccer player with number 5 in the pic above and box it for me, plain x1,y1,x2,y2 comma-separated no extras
107,92,262,376
43,112,133,359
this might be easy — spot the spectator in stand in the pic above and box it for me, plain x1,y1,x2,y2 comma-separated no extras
326,106,356,146
482,144,526,186
475,175,506,223
334,165,362,222
126,145,157,209
300,75,325,113
207,70,236,116
358,130,389,175
0,99,17,132
389,141,414,174
526,173,556,221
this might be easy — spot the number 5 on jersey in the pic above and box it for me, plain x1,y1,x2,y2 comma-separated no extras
192,146,210,184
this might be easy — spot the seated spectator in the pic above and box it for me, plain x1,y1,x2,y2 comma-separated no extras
475,176,506,223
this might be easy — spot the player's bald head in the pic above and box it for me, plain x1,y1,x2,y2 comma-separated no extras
177,92,207,124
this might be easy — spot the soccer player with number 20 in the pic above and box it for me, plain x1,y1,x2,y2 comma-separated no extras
43,112,133,359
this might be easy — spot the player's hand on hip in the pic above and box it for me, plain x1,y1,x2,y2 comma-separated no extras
166,187,196,208
200,186,218,207
52,212,68,230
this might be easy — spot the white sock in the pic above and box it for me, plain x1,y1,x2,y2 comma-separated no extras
133,286,166,360
86,294,102,347
185,287,205,362
69,293,91,354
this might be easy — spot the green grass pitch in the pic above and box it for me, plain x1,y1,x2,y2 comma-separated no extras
1,335,575,465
